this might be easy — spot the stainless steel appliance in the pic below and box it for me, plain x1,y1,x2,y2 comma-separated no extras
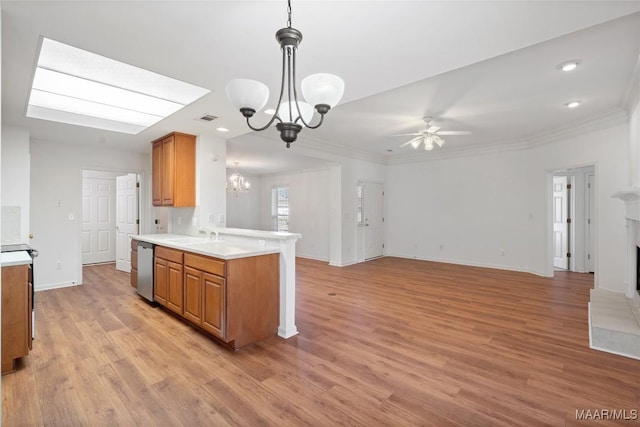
1,244,39,339
137,241,154,302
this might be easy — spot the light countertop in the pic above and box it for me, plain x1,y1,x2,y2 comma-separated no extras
133,234,280,260
1,251,32,267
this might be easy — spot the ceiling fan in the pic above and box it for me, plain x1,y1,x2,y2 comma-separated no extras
395,117,471,150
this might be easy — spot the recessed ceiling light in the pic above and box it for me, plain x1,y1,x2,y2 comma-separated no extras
557,60,581,72
565,100,581,108
27,38,210,134
264,108,276,115
216,127,229,132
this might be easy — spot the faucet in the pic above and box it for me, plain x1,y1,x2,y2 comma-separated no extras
212,230,220,241
198,228,211,238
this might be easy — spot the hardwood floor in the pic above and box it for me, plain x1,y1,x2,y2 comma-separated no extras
3,258,640,426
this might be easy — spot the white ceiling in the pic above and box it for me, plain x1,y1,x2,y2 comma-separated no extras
2,1,639,175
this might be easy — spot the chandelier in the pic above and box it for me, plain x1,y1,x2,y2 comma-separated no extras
225,0,344,148
227,162,250,196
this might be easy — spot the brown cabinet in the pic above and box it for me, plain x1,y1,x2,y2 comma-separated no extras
151,132,196,207
130,239,138,289
154,246,184,313
184,253,226,340
152,245,279,349
2,264,31,374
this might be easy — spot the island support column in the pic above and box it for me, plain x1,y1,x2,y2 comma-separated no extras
278,237,299,338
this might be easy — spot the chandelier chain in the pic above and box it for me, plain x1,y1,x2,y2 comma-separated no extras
287,0,292,28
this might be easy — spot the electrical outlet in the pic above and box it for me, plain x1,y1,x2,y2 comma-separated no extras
68,213,75,221
208,213,215,223
56,261,62,269
217,213,225,223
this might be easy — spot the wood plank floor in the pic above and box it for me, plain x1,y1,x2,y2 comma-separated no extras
3,258,640,426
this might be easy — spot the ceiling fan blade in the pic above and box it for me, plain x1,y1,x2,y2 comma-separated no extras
434,136,445,147
438,131,471,135
393,133,422,137
400,136,423,147
426,126,440,133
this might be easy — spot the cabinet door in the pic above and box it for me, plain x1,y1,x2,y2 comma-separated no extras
166,261,183,315
183,266,202,325
202,273,225,339
152,141,163,206
162,136,175,205
154,257,168,306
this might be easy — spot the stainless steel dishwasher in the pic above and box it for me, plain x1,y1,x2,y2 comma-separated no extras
137,241,155,302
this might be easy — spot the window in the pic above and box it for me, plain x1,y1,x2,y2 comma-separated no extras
272,186,289,232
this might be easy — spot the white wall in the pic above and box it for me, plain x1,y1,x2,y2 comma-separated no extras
30,138,149,290
226,172,260,229
387,149,531,271
630,99,640,187
169,133,227,235
1,126,30,244
386,119,629,292
527,121,628,290
259,168,332,261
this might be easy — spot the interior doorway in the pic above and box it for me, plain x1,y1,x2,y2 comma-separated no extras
551,165,595,274
81,170,139,269
358,181,384,261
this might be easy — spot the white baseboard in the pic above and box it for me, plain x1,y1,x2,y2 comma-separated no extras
35,281,80,292
329,260,360,267
296,254,330,262
387,252,533,274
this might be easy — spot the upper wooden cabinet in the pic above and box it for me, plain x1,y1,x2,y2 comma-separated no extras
151,132,196,207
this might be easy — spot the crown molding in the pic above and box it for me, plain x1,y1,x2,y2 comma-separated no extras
293,134,387,165
386,108,629,166
524,108,628,148
386,138,529,165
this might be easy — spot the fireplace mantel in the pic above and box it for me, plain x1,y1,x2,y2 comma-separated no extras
612,188,640,221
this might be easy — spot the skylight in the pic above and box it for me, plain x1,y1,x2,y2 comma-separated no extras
27,38,210,134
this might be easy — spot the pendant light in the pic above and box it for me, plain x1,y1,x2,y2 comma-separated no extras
226,0,344,148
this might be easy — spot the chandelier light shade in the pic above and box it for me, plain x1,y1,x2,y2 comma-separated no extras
225,0,344,148
227,162,250,196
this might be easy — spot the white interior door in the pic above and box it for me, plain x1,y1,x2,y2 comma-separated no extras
81,177,116,264
553,176,569,270
115,173,139,272
363,182,384,260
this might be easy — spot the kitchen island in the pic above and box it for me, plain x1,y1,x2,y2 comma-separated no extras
133,228,301,348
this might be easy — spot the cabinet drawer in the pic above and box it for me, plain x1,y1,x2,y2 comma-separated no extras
131,239,138,252
184,253,225,277
155,246,183,264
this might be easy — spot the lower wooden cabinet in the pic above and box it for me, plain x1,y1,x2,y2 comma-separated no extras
183,266,203,325
154,258,168,306
152,245,279,349
2,264,31,374
202,272,225,339
166,261,183,315
130,239,138,289
154,246,184,312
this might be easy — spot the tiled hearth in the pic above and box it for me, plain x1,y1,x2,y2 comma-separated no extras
589,189,640,359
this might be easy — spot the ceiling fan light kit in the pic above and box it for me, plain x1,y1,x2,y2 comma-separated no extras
397,117,470,151
226,0,344,148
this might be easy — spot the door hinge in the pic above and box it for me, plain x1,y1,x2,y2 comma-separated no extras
587,218,591,225
382,217,385,223
382,243,385,249
567,218,572,224
587,254,591,260
136,219,140,225
567,184,572,189
136,182,140,188
588,183,591,189
567,252,572,258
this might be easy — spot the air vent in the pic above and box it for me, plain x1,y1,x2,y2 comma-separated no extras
199,114,218,122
